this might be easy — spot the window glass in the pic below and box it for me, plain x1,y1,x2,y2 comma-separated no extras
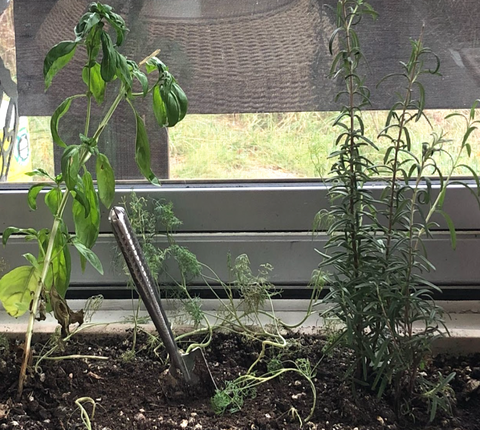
1,0,480,183
169,111,480,180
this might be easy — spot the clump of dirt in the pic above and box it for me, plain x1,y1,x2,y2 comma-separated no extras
0,331,479,429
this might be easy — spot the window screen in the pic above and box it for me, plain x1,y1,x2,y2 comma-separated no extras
2,0,480,182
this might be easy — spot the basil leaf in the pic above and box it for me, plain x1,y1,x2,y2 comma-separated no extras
152,85,167,127
44,41,78,90
72,180,91,218
172,82,188,122
45,188,62,215
146,57,168,74
61,145,81,191
96,153,115,208
0,266,41,317
82,62,106,104
25,168,54,180
72,239,104,275
27,183,48,211
74,11,101,42
132,109,159,185
165,91,180,127
85,21,102,60
2,227,38,246
72,172,100,252
50,222,71,298
104,10,127,46
100,31,116,82
23,253,39,269
116,52,132,90
51,96,74,148
133,68,149,97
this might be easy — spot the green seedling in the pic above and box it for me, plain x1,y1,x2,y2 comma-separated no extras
74,397,96,430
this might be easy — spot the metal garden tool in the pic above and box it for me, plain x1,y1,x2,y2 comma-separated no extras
109,206,216,391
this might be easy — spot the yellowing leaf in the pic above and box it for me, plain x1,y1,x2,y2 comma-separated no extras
0,266,41,317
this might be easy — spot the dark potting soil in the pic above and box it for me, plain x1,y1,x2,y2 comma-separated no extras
0,331,479,430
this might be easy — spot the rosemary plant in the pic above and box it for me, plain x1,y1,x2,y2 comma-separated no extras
317,0,479,420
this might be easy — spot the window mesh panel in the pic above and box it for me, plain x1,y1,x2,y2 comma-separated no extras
13,0,480,179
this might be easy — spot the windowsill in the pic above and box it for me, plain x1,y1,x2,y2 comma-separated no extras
2,300,480,354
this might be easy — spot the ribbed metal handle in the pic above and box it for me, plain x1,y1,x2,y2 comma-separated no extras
108,206,191,381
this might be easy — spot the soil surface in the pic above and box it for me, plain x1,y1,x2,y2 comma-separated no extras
0,330,479,430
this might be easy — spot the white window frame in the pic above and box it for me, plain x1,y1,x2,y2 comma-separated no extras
1,180,479,300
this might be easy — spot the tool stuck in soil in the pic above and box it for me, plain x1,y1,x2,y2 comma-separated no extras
109,206,216,395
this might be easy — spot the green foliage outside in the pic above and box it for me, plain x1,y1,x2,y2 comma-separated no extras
169,110,480,179
23,109,480,182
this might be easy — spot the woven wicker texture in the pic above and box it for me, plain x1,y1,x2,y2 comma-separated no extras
26,0,333,114
16,0,480,115
135,0,332,113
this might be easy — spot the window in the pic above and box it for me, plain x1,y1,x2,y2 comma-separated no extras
1,1,479,298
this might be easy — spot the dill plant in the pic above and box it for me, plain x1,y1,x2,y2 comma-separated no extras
316,0,479,421
117,196,323,422
118,193,204,359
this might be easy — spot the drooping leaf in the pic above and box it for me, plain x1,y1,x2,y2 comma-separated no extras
172,82,188,122
44,41,78,90
2,227,38,246
45,188,62,215
146,56,168,75
165,91,180,127
147,58,187,126
89,3,126,46
2,227,21,246
85,20,102,60
82,62,106,104
72,239,104,275
49,221,71,298
100,31,117,82
96,153,115,208
155,74,188,127
116,52,132,90
49,283,84,337
51,96,83,148
61,145,81,191
0,266,41,317
72,179,91,217
103,9,127,46
152,85,167,127
132,108,159,185
27,183,48,211
131,66,148,96
72,172,100,261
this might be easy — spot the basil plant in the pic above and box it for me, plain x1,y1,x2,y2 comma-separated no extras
0,2,188,397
